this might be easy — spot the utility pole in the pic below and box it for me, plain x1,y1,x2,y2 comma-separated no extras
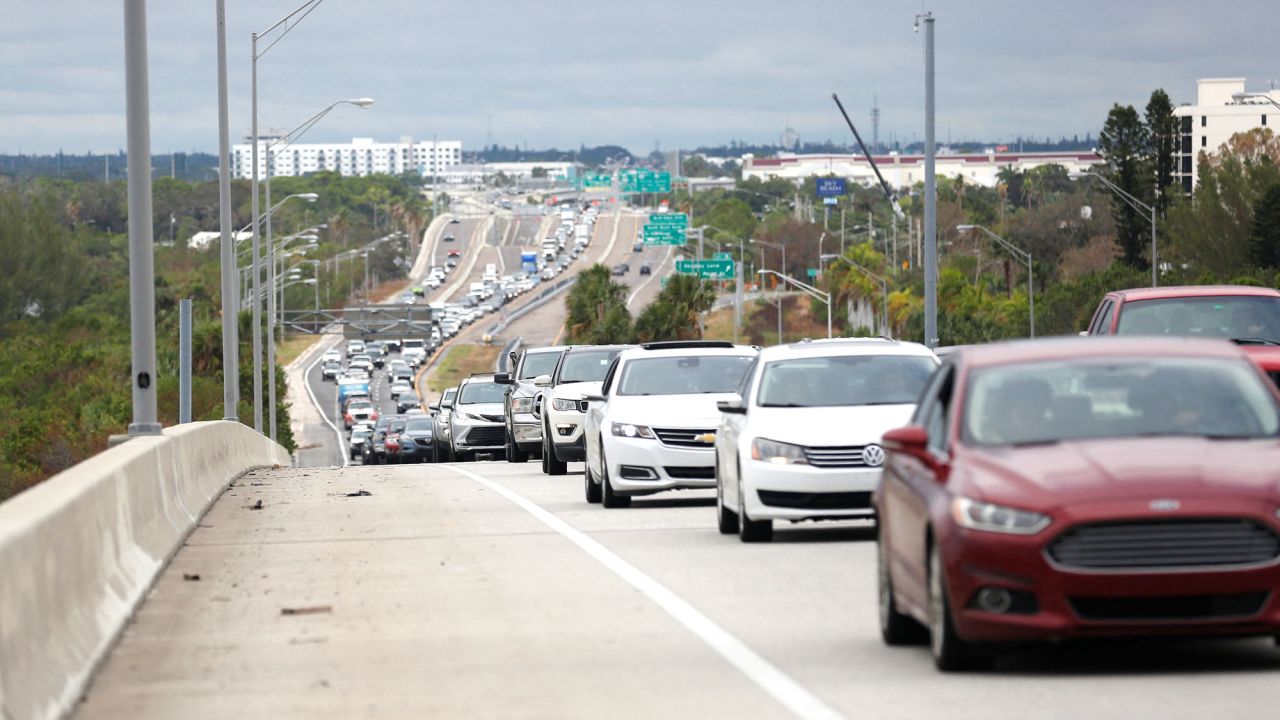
124,0,161,436
920,11,938,348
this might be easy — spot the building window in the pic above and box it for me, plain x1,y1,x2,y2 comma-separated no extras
1180,116,1192,133
1181,136,1191,153
1182,176,1193,193
1182,155,1192,173
1201,136,1207,148
1200,116,1206,127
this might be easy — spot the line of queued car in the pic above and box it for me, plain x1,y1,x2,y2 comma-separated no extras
451,283,1280,672
324,337,440,465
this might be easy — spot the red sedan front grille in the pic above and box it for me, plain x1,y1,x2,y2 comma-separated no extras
1048,519,1280,570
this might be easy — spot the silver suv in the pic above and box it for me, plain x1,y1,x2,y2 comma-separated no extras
495,346,566,462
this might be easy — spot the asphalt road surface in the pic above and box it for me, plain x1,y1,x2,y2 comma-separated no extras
75,460,1280,719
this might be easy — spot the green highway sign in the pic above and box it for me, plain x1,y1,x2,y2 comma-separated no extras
581,174,612,192
621,170,672,193
647,213,688,227
676,259,735,279
643,234,686,247
643,223,685,241
713,252,733,261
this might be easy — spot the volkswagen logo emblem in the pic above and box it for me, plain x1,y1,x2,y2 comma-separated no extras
862,444,886,467
1149,498,1180,512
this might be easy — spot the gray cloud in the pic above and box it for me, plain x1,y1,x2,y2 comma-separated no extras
1,0,1276,154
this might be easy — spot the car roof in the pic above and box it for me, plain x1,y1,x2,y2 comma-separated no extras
757,337,936,361
1110,285,1280,301
522,345,567,356
463,373,496,384
955,336,1252,369
563,344,633,355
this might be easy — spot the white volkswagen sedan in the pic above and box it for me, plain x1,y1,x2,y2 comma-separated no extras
583,341,758,508
714,338,938,541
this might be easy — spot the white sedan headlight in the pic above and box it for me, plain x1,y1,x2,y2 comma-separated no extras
951,497,1050,535
611,422,655,439
750,438,808,465
552,398,580,412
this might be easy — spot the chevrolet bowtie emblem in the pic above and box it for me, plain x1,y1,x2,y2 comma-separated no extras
694,433,716,443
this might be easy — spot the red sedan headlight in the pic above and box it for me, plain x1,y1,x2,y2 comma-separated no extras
951,497,1051,535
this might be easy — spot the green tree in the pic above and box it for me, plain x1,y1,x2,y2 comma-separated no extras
1098,103,1152,269
1251,183,1280,269
1145,89,1179,213
564,264,632,344
634,274,716,341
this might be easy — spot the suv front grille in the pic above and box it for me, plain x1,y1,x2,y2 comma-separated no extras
1048,519,1280,570
653,428,716,449
801,445,874,468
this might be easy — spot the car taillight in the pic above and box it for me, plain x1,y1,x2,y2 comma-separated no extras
343,413,352,422
371,412,379,421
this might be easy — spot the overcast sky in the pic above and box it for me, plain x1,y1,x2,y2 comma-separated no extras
1,1,1276,155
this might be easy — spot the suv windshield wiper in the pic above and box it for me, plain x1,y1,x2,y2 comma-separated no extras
759,402,810,408
1230,337,1280,346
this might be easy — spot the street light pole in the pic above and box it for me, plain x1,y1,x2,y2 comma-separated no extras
918,11,938,348
215,0,237,421
123,0,161,436
759,270,832,339
957,225,1034,337
250,0,326,434
1071,171,1157,288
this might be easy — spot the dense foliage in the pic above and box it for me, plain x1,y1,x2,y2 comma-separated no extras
0,172,429,500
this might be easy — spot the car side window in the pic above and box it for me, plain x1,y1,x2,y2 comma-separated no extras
738,356,760,402
910,360,952,424
600,358,621,396
922,366,955,456
1091,299,1115,336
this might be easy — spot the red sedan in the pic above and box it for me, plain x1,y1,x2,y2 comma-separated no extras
447,249,461,258
875,337,1280,670
1085,285,1280,387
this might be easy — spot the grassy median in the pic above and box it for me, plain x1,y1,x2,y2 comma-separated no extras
425,343,502,395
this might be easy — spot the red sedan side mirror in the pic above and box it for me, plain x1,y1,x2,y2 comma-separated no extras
882,425,928,453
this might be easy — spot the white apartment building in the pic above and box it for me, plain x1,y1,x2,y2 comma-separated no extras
740,150,1103,189
1173,78,1278,191
230,137,462,179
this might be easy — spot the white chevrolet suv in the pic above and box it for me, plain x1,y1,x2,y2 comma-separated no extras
535,344,631,476
714,338,938,541
583,342,758,508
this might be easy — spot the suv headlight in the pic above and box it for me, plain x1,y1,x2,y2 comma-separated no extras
611,422,655,439
552,398,580,412
751,438,807,465
951,497,1050,535
512,396,535,413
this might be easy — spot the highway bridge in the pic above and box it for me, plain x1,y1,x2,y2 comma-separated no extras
5,200,1277,720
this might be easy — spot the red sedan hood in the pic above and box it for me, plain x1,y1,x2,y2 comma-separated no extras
958,437,1280,509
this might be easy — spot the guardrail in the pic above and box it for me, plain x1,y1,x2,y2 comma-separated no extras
0,422,289,720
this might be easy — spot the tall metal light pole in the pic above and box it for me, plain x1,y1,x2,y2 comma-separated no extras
822,254,890,337
215,0,237,421
956,225,1035,337
759,270,832,339
250,0,326,434
918,11,938,348
1070,171,1157,287
123,0,161,436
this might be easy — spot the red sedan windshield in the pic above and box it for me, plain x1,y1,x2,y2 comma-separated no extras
963,358,1280,446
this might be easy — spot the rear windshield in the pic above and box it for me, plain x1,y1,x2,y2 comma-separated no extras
1116,296,1280,342
617,355,755,396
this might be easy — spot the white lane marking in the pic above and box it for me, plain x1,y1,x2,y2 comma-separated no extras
627,243,673,308
441,464,847,720
304,345,349,468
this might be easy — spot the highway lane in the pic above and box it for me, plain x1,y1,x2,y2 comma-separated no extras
75,459,1280,719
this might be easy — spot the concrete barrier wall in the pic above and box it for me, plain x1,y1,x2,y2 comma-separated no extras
0,421,289,720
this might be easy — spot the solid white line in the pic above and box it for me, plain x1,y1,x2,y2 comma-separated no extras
304,344,348,468
441,464,847,720
627,244,674,307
